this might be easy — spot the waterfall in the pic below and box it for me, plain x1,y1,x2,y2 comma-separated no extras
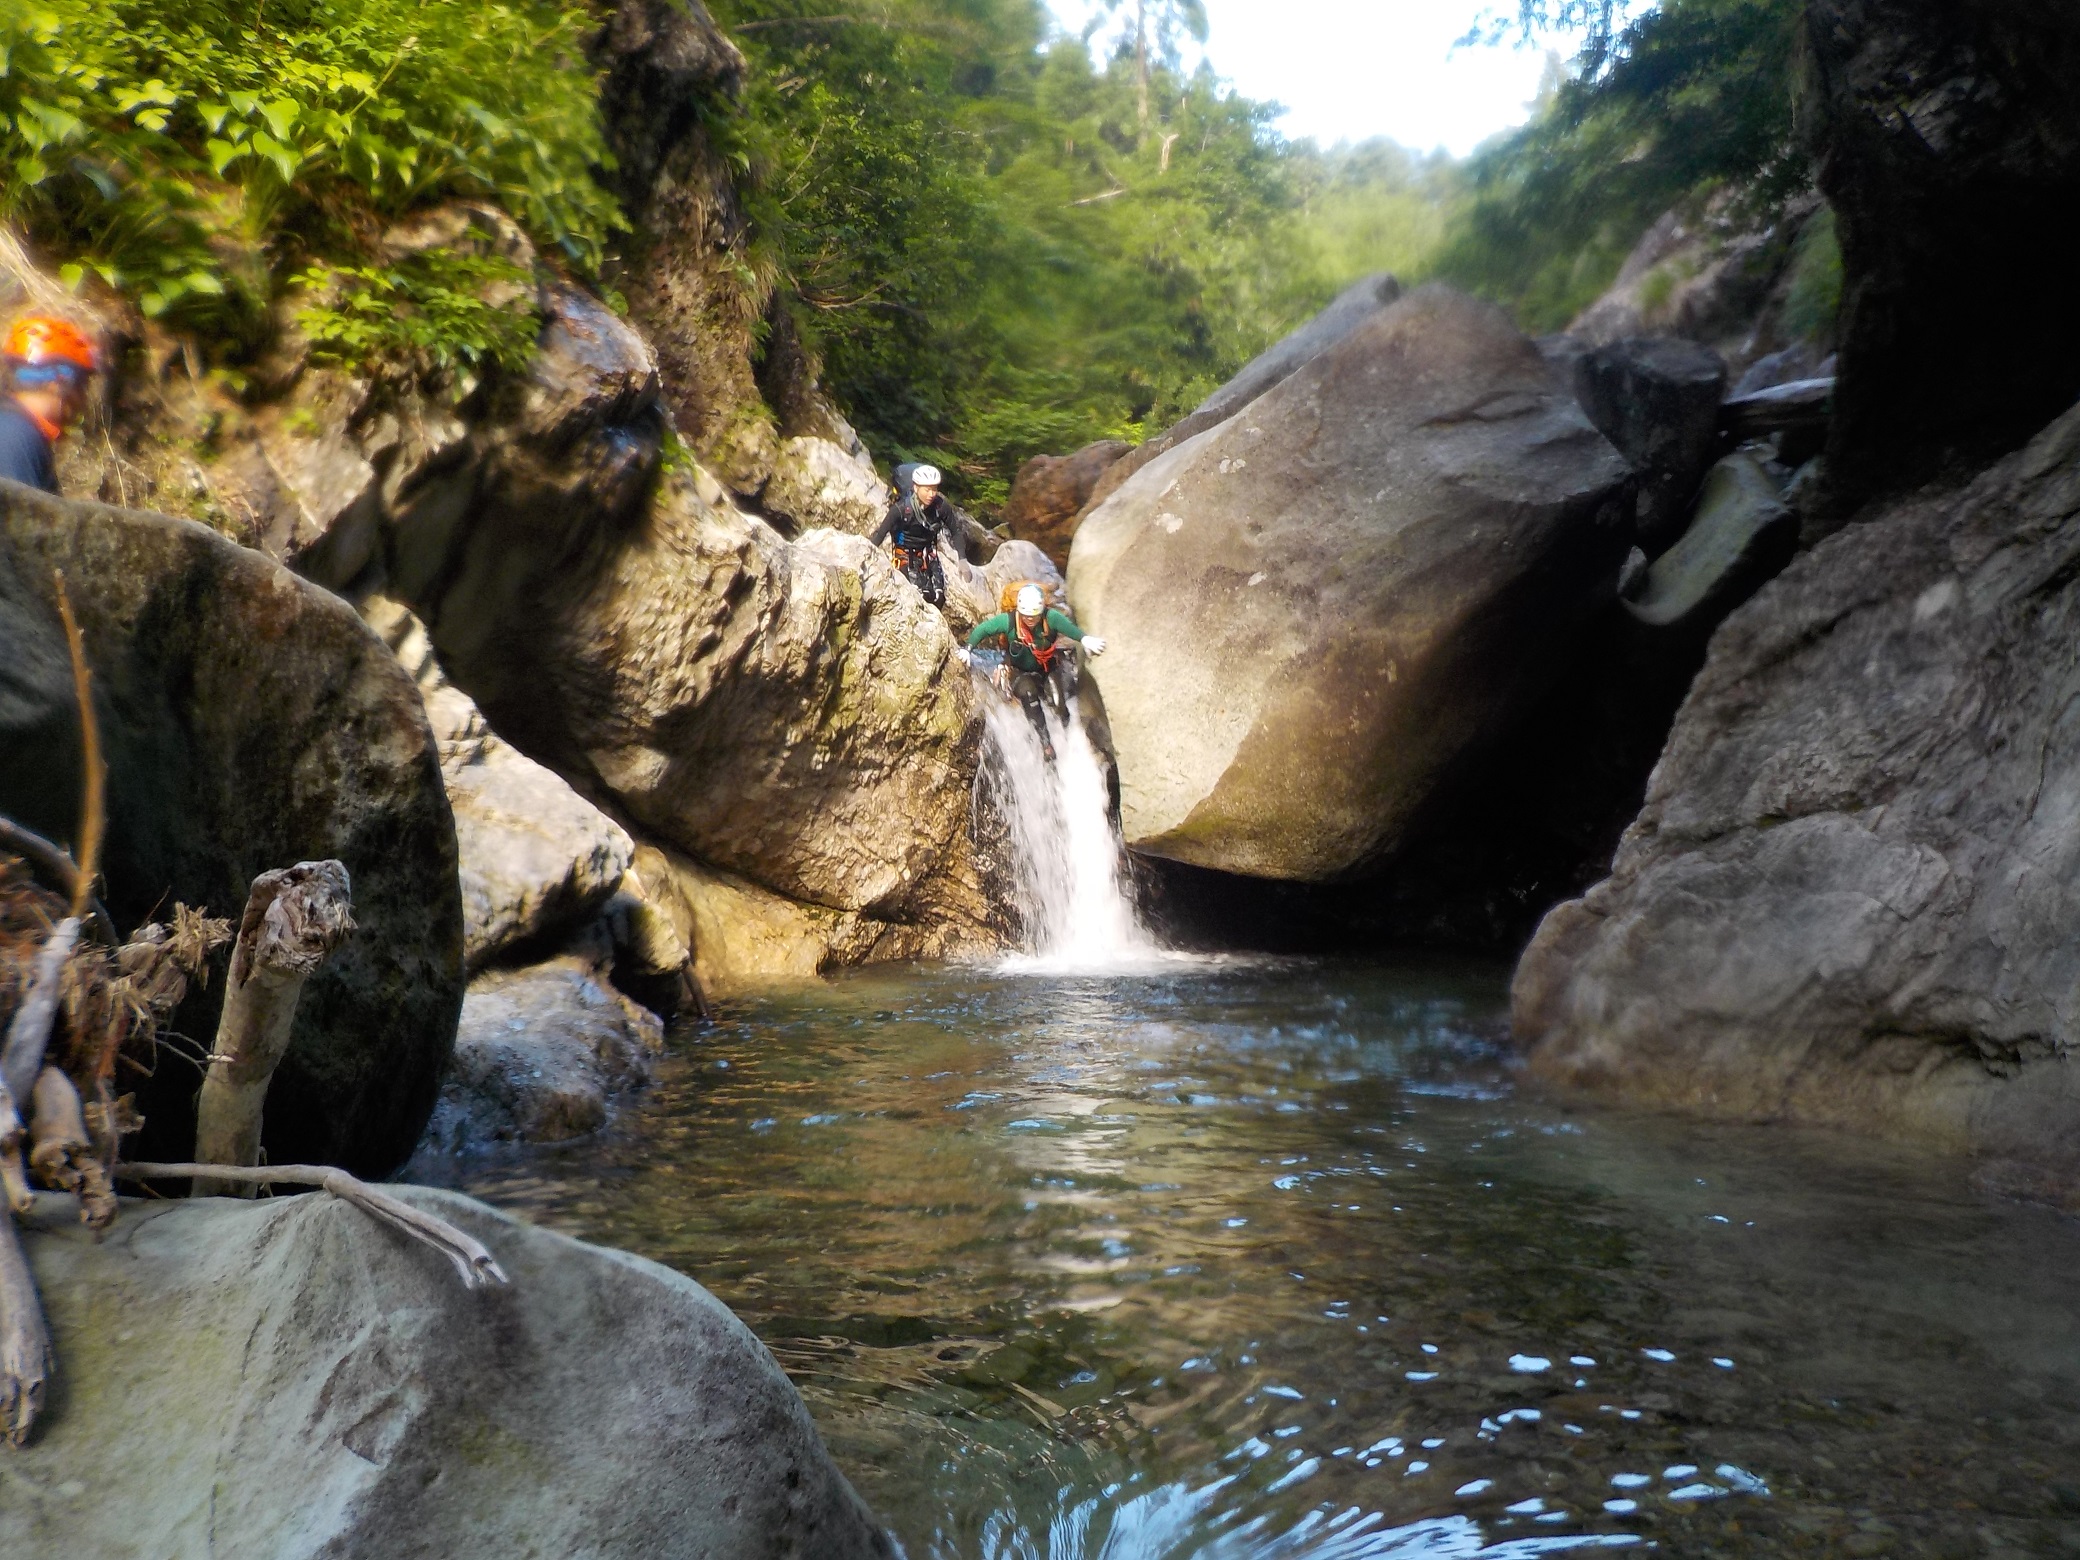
977,679,1165,973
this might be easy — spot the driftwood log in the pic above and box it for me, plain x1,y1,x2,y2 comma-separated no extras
119,1163,509,1291
0,1208,51,1446
192,862,354,1196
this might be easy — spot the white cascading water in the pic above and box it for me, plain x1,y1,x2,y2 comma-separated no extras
977,681,1165,973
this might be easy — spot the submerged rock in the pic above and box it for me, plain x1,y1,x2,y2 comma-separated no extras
1515,405,2080,1174
1070,284,1633,881
1002,439,1131,569
416,956,662,1154
0,484,461,1175
7,1187,891,1558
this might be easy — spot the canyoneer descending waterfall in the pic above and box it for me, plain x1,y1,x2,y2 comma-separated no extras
961,583,1105,763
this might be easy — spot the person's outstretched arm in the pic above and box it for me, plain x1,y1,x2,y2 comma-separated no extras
968,612,1012,648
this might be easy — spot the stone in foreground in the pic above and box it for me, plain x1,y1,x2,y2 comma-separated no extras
7,1188,891,1559
1070,284,1633,880
1622,453,1798,630
1516,406,2080,1174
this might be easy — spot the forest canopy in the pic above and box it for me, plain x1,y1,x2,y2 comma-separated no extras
0,0,1813,504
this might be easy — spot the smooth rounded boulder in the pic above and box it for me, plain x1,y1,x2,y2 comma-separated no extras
1069,284,1634,881
10,1188,892,1558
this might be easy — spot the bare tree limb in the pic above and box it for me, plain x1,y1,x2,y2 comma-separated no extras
192,863,354,1197
51,571,105,924
118,1163,510,1291
0,1211,52,1447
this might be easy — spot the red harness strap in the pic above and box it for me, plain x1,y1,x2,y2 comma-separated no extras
1016,612,1060,671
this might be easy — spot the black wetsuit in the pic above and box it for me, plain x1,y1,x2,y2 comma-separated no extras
0,401,58,494
868,492,961,606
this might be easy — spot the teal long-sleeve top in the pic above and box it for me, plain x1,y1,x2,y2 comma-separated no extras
968,608,1084,674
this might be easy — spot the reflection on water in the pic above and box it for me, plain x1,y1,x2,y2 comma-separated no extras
435,961,2080,1558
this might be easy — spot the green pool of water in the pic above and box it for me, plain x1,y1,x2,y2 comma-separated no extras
436,958,2080,1558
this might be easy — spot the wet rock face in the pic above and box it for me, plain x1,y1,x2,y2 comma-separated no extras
1515,405,2080,1170
0,485,462,1176
1002,440,1131,569
1070,284,1634,881
1806,0,2080,508
11,1188,893,1559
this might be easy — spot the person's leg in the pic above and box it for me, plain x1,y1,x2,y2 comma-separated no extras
1012,673,1055,759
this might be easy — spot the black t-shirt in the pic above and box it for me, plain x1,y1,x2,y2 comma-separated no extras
872,492,957,552
0,401,58,494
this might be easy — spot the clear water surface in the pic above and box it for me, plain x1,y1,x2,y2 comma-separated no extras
436,959,2080,1559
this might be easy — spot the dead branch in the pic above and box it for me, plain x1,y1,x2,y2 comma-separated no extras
192,863,354,1195
51,572,105,923
29,1067,114,1230
118,1162,509,1291
0,1074,30,1217
0,1210,53,1447
0,819,113,942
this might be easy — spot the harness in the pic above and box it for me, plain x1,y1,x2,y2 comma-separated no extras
1014,612,1060,672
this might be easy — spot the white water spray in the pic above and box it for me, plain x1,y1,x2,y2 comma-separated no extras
977,681,1166,973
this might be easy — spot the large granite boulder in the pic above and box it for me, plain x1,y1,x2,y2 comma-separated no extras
1002,439,1131,568
0,484,462,1175
760,434,890,537
1069,284,1634,880
1515,406,2080,1174
7,1188,890,1558
1081,272,1404,519
1805,0,2080,510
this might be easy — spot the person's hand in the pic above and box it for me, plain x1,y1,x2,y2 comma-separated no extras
1081,636,1107,656
954,645,972,666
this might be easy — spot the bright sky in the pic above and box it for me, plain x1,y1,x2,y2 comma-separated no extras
1047,0,1588,158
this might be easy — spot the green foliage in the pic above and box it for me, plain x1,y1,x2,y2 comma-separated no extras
0,0,619,351
1779,204,1840,343
715,0,1434,503
1435,0,1805,331
294,251,540,381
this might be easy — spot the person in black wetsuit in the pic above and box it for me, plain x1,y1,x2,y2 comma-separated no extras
867,463,962,606
0,315,99,495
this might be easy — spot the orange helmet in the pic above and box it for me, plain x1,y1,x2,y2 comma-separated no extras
3,315,100,375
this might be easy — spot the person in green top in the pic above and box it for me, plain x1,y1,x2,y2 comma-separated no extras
960,583,1106,761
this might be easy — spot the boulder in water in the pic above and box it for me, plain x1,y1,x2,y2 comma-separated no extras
8,1187,891,1558
1069,284,1634,881
1515,405,2080,1176
415,955,662,1154
0,483,462,1175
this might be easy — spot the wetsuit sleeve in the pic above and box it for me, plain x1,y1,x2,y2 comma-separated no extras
0,407,58,494
867,507,897,546
1044,609,1085,642
968,612,1012,648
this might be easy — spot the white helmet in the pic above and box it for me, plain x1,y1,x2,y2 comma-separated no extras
912,464,942,488
1016,584,1045,616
